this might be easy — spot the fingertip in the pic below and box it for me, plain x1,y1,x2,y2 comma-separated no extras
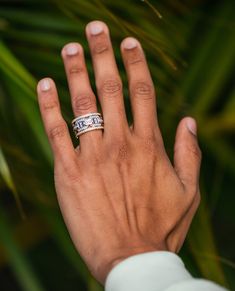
174,117,201,190
85,20,108,37
37,77,54,93
185,117,197,136
121,37,139,51
175,117,202,167
176,116,198,137
61,42,82,58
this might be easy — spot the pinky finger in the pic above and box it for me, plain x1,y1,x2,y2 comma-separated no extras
37,78,76,166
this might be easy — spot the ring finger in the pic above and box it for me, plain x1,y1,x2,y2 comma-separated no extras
61,42,102,154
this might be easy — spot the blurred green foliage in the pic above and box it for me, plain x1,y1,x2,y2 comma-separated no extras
0,0,234,290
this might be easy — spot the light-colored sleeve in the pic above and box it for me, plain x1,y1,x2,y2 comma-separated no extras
105,251,228,291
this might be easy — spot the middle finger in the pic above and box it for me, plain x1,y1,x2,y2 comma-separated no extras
86,21,129,139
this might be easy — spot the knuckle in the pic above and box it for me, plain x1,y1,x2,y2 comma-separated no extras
143,135,158,155
91,154,105,166
128,57,143,65
42,100,59,111
92,40,109,55
176,142,202,162
73,94,96,113
126,50,144,65
68,66,84,75
108,138,129,161
100,79,122,98
117,143,129,160
83,152,105,168
132,81,154,100
189,143,202,160
49,122,67,140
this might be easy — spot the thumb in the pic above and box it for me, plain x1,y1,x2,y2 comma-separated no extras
174,117,202,191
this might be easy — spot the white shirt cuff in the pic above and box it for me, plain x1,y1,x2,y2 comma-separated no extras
104,251,227,291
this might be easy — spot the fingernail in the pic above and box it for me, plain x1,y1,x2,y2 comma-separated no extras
39,78,51,92
186,118,197,135
123,38,138,49
88,21,104,35
65,43,79,56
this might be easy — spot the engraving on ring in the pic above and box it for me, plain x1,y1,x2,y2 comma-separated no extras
72,113,104,138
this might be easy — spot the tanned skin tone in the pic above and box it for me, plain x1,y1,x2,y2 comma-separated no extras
37,21,201,284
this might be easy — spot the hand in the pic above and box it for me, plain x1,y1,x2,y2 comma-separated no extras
37,20,201,284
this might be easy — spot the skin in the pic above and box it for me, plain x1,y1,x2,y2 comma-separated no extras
37,20,201,284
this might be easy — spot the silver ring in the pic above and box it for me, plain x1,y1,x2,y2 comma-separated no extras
72,112,104,138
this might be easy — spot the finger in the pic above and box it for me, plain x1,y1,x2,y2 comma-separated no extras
174,117,202,192
61,42,102,151
85,20,129,138
121,37,161,140
37,78,76,167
